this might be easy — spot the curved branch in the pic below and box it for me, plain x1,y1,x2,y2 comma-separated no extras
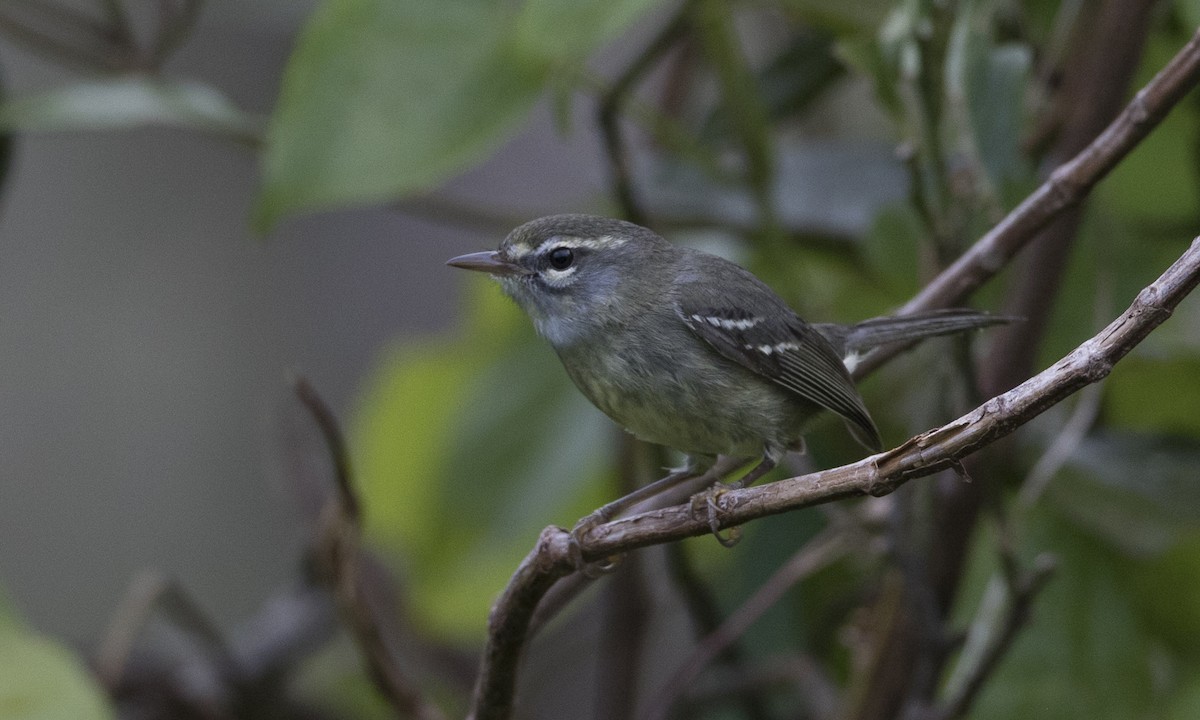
468,237,1200,720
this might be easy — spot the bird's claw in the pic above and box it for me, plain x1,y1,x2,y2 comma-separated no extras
569,511,622,577
696,482,743,548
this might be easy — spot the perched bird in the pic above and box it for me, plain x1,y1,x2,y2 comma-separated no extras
448,214,1005,544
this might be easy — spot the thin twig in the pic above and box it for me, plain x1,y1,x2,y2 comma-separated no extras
0,1,127,73
681,653,839,717
597,1,694,224
593,433,651,720
94,571,234,689
293,377,445,720
932,554,1057,720
643,527,851,720
854,24,1200,378
664,543,772,720
150,0,204,68
467,235,1200,720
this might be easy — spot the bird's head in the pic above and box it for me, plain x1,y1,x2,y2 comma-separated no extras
447,214,671,346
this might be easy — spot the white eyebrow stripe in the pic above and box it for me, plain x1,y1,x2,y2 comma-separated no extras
530,234,629,257
690,314,764,331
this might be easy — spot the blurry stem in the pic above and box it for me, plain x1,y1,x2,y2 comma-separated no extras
934,554,1056,720
664,542,772,720
0,1,126,73
294,377,446,720
684,654,839,717
597,2,694,224
593,433,651,720
642,527,851,720
594,558,649,720
1024,0,1087,155
895,0,958,256
94,571,234,689
580,70,736,189
692,0,783,248
150,0,204,69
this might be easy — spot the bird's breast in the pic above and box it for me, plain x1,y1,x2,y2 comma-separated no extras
556,330,812,458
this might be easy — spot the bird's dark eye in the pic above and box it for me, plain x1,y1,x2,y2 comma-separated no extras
548,246,574,270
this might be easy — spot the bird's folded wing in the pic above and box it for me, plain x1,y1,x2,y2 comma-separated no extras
675,302,882,451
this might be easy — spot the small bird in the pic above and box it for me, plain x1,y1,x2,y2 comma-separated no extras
448,214,1005,545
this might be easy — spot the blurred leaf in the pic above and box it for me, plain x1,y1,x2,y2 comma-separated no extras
0,603,115,720
1175,0,1200,34
352,280,611,640
702,28,845,140
255,0,663,230
0,77,262,142
1127,533,1200,656
960,510,1161,720
860,202,924,300
640,137,907,239
1166,662,1200,720
1106,357,1200,437
1098,34,1200,227
836,35,901,116
776,0,893,35
964,41,1032,189
941,0,1034,195
1047,432,1200,555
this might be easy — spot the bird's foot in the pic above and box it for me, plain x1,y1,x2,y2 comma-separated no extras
568,510,622,577
694,482,743,548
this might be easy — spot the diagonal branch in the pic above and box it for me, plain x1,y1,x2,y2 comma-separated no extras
468,235,1200,720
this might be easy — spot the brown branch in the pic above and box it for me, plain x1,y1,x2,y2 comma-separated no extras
854,23,1200,378
468,237,1200,720
294,377,446,720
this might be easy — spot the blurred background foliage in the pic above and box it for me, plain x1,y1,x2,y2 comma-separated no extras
2,0,1200,718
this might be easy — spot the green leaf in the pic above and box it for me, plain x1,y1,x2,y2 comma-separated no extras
958,511,1161,720
1127,533,1200,656
1175,0,1200,33
0,77,262,142
1047,432,1200,555
0,603,115,720
1098,33,1200,226
776,0,893,35
1106,357,1200,438
964,42,1032,189
254,0,663,230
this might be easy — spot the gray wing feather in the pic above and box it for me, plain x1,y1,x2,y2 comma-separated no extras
675,301,882,451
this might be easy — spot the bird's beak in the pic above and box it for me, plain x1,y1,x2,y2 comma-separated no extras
446,250,528,277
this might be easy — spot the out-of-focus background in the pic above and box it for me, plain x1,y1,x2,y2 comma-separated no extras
0,1,612,642
3,1,1200,719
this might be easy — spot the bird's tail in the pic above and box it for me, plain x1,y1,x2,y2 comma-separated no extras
815,309,1017,356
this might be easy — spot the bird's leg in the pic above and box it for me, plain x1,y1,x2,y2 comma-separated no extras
703,451,780,547
569,457,717,574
